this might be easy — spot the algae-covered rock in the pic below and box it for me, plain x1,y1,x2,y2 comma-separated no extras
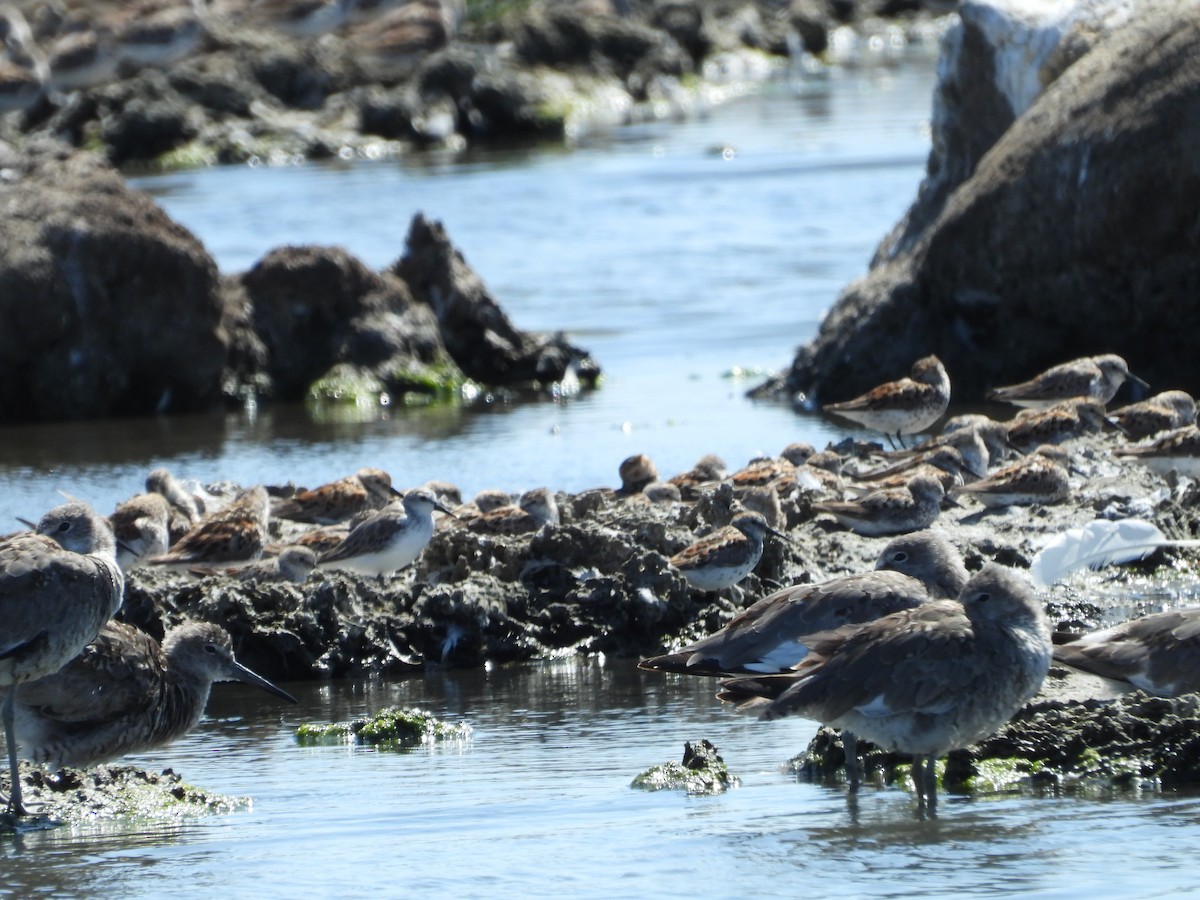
0,763,244,833
631,739,740,794
296,706,472,749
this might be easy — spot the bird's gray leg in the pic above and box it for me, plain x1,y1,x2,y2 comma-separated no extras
844,731,860,792
3,688,25,816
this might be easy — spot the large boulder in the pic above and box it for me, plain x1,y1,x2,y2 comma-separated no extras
0,140,225,422
757,0,1200,405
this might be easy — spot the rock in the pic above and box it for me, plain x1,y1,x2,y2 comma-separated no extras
393,213,602,390
0,141,225,422
757,0,1200,405
295,706,472,746
631,738,741,793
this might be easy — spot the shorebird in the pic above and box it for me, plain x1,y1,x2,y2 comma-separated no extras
667,454,728,500
1052,608,1200,697
716,564,1052,808
11,621,296,769
642,530,969,787
1110,390,1198,441
113,0,205,70
145,466,201,542
1006,399,1112,453
148,485,271,566
669,511,781,594
318,488,455,577
464,487,560,535
822,355,951,449
951,445,1071,508
190,545,318,584
109,492,171,571
1,502,124,815
846,446,968,496
272,467,399,524
236,0,358,38
987,353,1146,410
614,454,659,497
813,473,944,537
1116,425,1200,479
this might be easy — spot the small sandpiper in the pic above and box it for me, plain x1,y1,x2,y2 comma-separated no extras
669,511,780,593
191,545,318,584
822,355,951,449
1110,390,1197,441
951,444,1071,508
1115,424,1200,479
1,502,125,815
715,564,1052,809
109,492,172,571
12,621,296,769
847,445,968,495
145,466,202,542
667,454,728,500
113,0,205,70
987,353,1147,410
148,485,271,566
318,487,456,577
814,473,944,537
614,454,660,497
465,487,560,535
1006,399,1111,453
272,467,399,524
1053,608,1200,697
0,4,48,114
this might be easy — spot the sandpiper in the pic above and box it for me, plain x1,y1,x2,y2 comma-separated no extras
346,0,463,82
1053,608,1200,697
148,485,271,566
238,0,358,39
614,454,660,497
1,502,125,815
145,466,201,542
847,446,968,495
716,564,1052,808
45,25,120,94
465,487,560,535
12,621,296,769
987,353,1146,410
951,445,1071,508
667,454,728,500
669,511,779,593
272,467,399,524
318,487,455,577
1115,424,1200,479
823,355,951,449
643,530,969,786
113,0,205,70
191,545,318,584
939,414,1013,467
1005,399,1111,453
813,473,944,537
1110,390,1197,441
109,492,171,571
886,425,991,479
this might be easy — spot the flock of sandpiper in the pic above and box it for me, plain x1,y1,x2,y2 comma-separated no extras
0,0,463,115
5,350,1200,817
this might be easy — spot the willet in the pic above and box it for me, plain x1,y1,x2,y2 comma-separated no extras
318,488,456,577
987,353,1146,410
1052,608,1200,697
642,530,969,786
1,502,124,815
716,564,1052,809
12,621,296,768
822,355,951,449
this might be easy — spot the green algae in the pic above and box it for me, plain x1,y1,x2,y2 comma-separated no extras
296,706,472,749
631,739,740,795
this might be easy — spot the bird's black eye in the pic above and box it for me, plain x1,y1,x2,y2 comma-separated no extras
975,592,991,603
57,521,71,533
204,643,219,654
892,551,909,563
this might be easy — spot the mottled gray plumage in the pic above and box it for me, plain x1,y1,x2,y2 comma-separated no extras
717,565,1051,808
12,621,296,769
1053,608,1200,697
1,502,125,814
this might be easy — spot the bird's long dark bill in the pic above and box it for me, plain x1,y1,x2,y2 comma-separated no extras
229,662,298,704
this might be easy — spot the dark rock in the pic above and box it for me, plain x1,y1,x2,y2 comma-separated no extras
758,0,1200,405
0,142,225,422
393,213,602,389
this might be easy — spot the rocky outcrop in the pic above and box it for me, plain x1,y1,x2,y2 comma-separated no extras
0,140,225,421
756,0,1200,406
0,143,600,422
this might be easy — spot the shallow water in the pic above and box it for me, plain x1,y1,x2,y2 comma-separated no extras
4,57,1193,896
